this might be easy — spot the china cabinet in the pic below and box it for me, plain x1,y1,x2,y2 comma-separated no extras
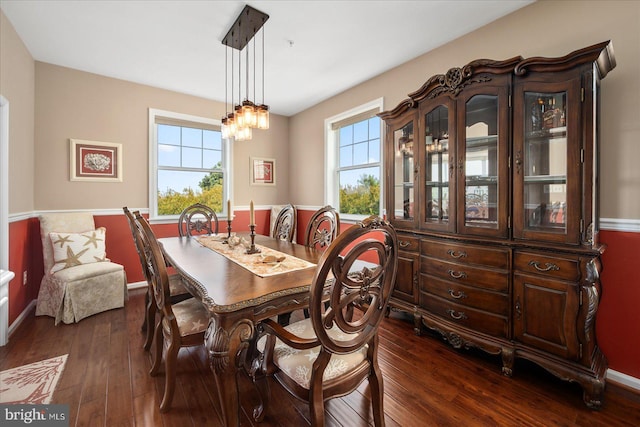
379,41,615,408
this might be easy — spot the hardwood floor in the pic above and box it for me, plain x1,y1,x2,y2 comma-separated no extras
1,288,639,426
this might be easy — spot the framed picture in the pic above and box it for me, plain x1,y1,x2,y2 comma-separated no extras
70,139,122,182
251,157,276,186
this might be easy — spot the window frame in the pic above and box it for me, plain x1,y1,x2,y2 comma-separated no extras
148,108,231,223
324,98,384,222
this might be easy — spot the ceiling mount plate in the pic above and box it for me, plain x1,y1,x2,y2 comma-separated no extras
222,5,269,51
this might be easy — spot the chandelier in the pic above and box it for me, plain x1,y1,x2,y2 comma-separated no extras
221,5,269,141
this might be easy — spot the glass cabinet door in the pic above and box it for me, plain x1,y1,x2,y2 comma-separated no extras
513,77,581,244
423,100,455,232
457,87,509,238
389,118,416,225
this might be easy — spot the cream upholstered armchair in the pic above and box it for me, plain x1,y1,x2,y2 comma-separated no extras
35,212,127,325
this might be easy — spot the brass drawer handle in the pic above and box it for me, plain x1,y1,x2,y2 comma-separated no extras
399,240,411,248
446,309,468,320
447,249,467,259
448,288,467,299
528,260,560,272
447,269,467,279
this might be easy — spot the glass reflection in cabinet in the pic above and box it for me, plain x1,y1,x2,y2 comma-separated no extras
425,106,449,222
465,95,498,228
393,121,414,220
523,91,567,232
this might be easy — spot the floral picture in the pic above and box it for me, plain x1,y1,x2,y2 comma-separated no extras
251,157,275,186
70,139,122,182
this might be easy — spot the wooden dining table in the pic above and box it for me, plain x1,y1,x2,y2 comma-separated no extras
158,234,322,426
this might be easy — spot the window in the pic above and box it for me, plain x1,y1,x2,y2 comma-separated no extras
325,99,384,220
148,109,231,222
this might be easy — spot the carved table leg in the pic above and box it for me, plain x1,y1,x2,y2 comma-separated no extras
205,314,254,426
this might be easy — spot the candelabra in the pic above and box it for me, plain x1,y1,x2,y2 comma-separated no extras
223,219,233,244
246,224,261,254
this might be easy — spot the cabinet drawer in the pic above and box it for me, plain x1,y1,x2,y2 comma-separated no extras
420,293,508,338
421,256,509,293
514,251,580,281
421,239,509,269
421,274,509,316
397,235,419,252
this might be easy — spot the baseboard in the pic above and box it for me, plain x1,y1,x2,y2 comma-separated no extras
607,368,640,393
127,281,147,291
8,299,36,338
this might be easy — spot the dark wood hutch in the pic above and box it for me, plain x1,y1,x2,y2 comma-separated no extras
379,41,615,408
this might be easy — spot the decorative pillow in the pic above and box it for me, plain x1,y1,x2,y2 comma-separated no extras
49,227,107,274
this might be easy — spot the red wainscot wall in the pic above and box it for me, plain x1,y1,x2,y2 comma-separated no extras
597,229,640,380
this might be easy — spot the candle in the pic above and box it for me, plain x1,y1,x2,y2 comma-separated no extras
250,200,255,225
227,199,232,218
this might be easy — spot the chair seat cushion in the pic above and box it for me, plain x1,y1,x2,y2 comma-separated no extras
52,261,123,282
172,298,208,337
168,274,189,296
263,318,368,390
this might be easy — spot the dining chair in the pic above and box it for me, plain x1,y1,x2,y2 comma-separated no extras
303,205,340,250
134,212,209,412
253,216,398,426
178,202,219,237
297,205,342,320
272,204,296,243
123,207,191,351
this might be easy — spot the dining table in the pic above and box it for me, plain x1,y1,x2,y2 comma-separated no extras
158,233,322,426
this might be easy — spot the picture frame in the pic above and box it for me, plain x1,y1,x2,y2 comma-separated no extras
70,139,122,182
251,157,276,186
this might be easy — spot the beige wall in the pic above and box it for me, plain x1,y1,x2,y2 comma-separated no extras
34,62,289,211
289,0,640,220
1,10,35,214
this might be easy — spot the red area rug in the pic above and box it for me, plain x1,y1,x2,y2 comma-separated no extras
0,354,68,404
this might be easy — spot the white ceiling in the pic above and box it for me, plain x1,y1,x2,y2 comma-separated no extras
1,0,533,116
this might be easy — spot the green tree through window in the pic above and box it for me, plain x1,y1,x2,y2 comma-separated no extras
340,174,380,215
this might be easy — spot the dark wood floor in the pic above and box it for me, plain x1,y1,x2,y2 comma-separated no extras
2,289,639,426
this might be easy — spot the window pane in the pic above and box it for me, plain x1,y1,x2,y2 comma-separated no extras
203,149,221,168
182,127,202,148
339,126,353,147
182,147,201,168
353,142,368,165
157,170,224,215
339,167,380,215
158,144,180,167
203,130,221,150
340,146,352,167
353,121,368,143
158,124,180,145
368,138,380,162
368,117,380,139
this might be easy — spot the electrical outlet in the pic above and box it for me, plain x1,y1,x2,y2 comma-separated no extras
23,271,27,286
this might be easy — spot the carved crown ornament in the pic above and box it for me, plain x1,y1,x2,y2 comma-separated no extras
378,40,615,121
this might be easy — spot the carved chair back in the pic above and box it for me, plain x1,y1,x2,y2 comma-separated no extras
178,203,219,237
272,204,297,242
303,205,340,250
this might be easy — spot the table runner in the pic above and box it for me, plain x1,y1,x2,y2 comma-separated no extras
197,235,316,278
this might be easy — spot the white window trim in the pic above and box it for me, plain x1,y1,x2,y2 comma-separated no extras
148,108,231,223
324,98,384,222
